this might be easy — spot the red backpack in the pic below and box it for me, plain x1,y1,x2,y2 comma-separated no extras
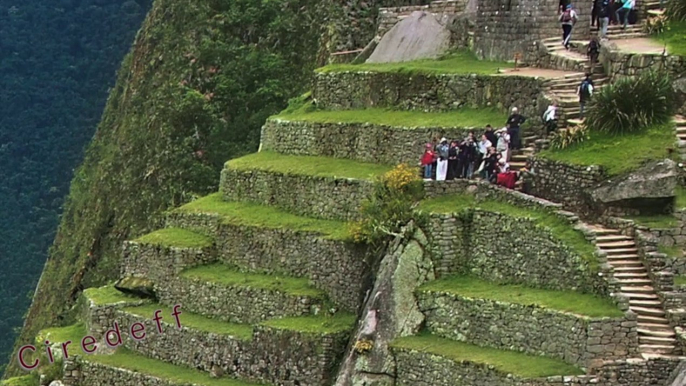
561,9,573,22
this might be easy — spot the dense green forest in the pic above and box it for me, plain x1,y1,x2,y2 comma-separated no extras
0,0,151,372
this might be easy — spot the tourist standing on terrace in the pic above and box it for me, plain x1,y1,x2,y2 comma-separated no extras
484,124,498,148
506,107,526,150
577,74,594,119
477,134,492,172
458,135,477,179
420,144,435,180
542,101,558,134
447,140,459,180
496,128,510,162
559,4,578,49
598,0,611,38
616,0,635,29
436,138,450,181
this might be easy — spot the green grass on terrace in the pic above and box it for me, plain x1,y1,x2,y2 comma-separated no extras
181,263,326,298
420,276,623,318
135,228,213,248
274,106,508,129
174,193,351,240
226,152,392,180
392,334,584,378
0,375,38,386
260,313,356,334
36,322,87,345
316,50,513,75
418,193,598,269
675,275,686,286
539,123,675,176
653,20,686,57
123,304,253,341
83,285,142,306
659,245,684,260
88,348,262,386
677,186,686,209
627,214,679,229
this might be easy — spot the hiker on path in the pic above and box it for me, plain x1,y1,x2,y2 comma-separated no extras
616,0,635,29
447,140,459,180
420,144,435,180
592,0,602,30
587,36,601,71
436,138,450,181
598,0,611,38
577,74,594,120
559,4,578,49
506,107,526,150
543,102,558,134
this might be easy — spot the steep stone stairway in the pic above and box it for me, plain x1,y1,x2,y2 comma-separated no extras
590,225,679,356
675,115,686,160
541,72,609,131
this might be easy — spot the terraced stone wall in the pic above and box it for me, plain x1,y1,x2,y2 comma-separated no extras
261,119,477,165
313,72,546,119
121,242,215,280
220,168,374,222
418,291,639,367
601,44,686,79
474,0,593,62
377,0,470,37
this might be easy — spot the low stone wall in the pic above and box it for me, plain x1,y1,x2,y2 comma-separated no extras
148,211,370,313
601,42,686,79
261,119,479,165
120,241,216,281
157,275,326,324
418,291,638,367
313,71,547,119
220,168,374,221
377,0,468,37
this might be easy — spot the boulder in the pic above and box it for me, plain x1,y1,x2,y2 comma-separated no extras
48,381,64,386
667,362,686,386
114,276,156,299
591,159,678,204
674,77,686,115
366,11,451,64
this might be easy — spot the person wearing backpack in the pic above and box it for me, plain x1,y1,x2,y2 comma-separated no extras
542,102,558,134
577,75,594,120
616,0,635,29
559,4,578,50
598,0,610,38
587,37,601,72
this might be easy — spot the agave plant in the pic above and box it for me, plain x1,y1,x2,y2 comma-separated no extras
666,0,686,21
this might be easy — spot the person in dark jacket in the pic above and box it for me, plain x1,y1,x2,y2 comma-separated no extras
506,107,526,150
591,0,602,29
447,140,459,180
484,124,498,148
458,138,477,179
598,0,610,38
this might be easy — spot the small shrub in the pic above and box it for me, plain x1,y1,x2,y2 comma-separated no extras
645,14,668,34
666,0,686,21
549,126,590,150
354,339,374,354
585,70,675,134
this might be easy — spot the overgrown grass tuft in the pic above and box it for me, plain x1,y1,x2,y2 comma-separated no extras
418,194,597,269
420,275,623,318
174,193,351,240
181,264,325,298
123,304,253,340
392,334,584,378
0,375,39,386
659,245,684,259
260,313,356,334
627,214,679,229
316,50,513,75
274,106,508,129
88,348,262,386
666,1,686,23
226,152,392,181
83,285,140,306
36,323,87,345
135,228,213,248
675,275,686,285
677,186,686,209
540,122,675,176
653,20,686,56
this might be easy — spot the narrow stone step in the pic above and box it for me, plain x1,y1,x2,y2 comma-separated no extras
610,260,644,267
629,299,663,307
623,292,659,300
640,345,676,354
622,285,655,293
618,278,652,286
631,307,666,316
615,266,648,274
615,272,649,279
608,254,640,260
638,328,676,337
597,240,637,249
638,315,671,324
640,336,677,346
605,248,639,255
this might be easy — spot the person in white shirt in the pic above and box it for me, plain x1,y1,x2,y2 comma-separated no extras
543,102,558,134
496,128,510,162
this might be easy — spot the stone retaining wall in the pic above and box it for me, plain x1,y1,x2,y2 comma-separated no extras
261,119,479,165
601,42,686,79
530,157,606,214
220,168,374,221
418,291,638,367
377,0,469,37
313,71,547,119
121,242,216,281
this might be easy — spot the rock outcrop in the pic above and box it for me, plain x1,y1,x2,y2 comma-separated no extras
591,159,678,204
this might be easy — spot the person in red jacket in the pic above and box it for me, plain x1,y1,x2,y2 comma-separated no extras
420,143,436,180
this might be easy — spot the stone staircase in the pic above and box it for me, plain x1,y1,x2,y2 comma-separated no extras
605,23,646,40
645,0,666,17
591,225,679,356
675,115,686,160
542,73,610,131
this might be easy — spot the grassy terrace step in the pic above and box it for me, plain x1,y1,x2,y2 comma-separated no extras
316,51,512,75
83,285,147,306
85,348,262,386
652,20,686,57
0,376,37,386
134,228,214,248
419,276,623,318
419,193,597,268
172,193,351,241
37,322,87,346
392,334,584,378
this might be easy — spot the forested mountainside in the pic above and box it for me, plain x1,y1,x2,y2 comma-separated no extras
0,0,151,372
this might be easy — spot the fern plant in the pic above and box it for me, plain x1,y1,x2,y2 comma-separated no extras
550,126,590,150
666,0,686,21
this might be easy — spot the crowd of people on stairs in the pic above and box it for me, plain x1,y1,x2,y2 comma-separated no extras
559,0,637,45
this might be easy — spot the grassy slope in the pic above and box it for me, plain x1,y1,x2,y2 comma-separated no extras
83,286,143,306
316,51,513,75
653,21,686,56
5,0,332,377
539,123,674,176
392,334,583,378
675,276,686,286
135,228,213,248
420,276,622,318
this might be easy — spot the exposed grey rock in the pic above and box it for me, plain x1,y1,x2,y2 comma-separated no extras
591,159,678,204
367,11,451,63
668,363,686,386
114,276,156,299
48,381,64,386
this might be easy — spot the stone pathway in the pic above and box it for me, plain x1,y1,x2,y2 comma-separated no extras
675,116,686,160
614,37,667,55
590,225,679,357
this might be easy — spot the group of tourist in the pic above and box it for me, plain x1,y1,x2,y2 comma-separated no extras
542,73,595,133
419,109,528,190
559,0,636,46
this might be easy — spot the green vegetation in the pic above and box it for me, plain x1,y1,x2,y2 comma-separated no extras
181,264,325,298
659,245,684,259
540,123,675,176
0,375,38,386
654,21,686,56
316,50,513,75
274,106,507,129
627,215,679,229
175,193,350,240
88,348,261,386
392,334,584,378
677,186,686,209
135,228,213,249
418,194,597,269
124,304,253,340
260,313,356,334
226,152,392,180
83,286,140,306
675,275,686,285
36,323,87,345
420,276,623,318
